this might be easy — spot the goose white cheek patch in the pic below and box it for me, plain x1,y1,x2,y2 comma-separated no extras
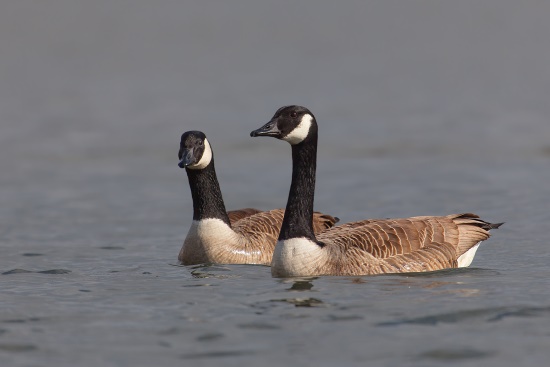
282,114,313,145
187,138,213,170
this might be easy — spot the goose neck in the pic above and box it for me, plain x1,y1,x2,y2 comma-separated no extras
279,135,318,241
185,160,231,225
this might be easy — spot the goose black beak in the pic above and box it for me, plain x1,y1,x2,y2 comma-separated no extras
250,119,280,138
178,148,194,168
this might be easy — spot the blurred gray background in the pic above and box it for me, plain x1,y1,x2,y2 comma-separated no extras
2,1,549,161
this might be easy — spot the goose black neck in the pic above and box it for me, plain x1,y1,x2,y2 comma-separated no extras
185,159,231,225
279,133,318,242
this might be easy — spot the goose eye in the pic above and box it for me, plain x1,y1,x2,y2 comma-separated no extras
198,140,203,146
290,112,297,118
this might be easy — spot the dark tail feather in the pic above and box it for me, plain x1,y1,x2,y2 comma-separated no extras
475,219,504,231
485,222,504,230
455,213,504,231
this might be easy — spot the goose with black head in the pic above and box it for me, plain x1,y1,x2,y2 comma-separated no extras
250,106,503,277
177,130,339,265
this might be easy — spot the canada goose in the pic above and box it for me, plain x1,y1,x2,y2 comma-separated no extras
250,106,502,277
177,130,338,265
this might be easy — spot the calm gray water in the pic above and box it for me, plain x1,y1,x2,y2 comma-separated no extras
1,1,550,366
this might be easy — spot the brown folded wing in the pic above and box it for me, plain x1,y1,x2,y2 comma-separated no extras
229,208,338,235
317,213,497,275
227,208,263,224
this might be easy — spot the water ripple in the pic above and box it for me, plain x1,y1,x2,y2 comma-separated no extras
0,344,37,352
385,267,502,278
272,297,325,307
2,268,71,275
419,348,495,361
37,269,71,274
377,305,550,326
180,350,256,359
3,317,42,324
238,322,280,330
195,332,225,341
2,269,33,275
